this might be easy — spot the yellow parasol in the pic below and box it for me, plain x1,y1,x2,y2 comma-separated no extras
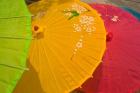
14,0,106,93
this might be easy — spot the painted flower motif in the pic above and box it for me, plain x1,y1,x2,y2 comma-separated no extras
86,26,96,33
80,15,94,25
76,41,83,48
111,16,119,22
73,15,95,33
72,38,83,56
65,12,72,17
73,24,82,32
72,3,88,14
64,4,96,57
64,10,80,20
63,3,88,20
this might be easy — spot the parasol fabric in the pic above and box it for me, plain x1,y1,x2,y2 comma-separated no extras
107,0,140,13
0,0,32,93
121,6,140,20
14,0,106,93
80,4,140,93
81,0,108,3
81,0,140,14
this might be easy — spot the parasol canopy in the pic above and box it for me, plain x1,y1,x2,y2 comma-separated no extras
107,0,140,13
79,4,140,93
0,0,32,93
14,0,106,93
81,0,108,3
82,0,140,18
81,0,140,13
121,6,140,20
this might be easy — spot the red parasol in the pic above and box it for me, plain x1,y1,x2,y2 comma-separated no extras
80,4,140,93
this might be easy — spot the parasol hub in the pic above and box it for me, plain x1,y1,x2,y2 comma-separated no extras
33,25,44,39
34,25,39,31
106,32,113,42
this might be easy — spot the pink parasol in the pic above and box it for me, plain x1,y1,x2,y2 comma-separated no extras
79,4,140,93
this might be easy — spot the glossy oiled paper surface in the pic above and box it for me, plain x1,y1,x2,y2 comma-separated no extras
81,4,140,93
0,0,32,93
14,0,106,93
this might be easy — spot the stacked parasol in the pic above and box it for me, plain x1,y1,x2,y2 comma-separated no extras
75,1,140,93
0,0,32,93
14,0,106,93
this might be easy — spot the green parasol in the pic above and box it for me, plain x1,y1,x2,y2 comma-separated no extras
0,0,32,93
